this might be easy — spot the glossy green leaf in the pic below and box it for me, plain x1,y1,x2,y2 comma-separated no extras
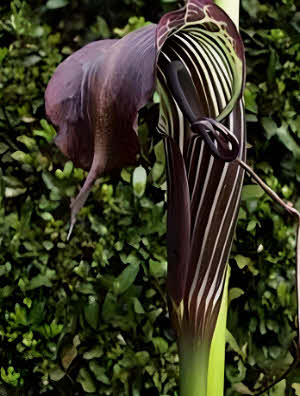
77,368,96,393
113,263,139,295
241,185,265,200
89,361,110,384
133,166,147,198
46,0,68,9
84,300,100,330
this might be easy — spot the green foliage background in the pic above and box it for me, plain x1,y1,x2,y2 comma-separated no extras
0,0,299,395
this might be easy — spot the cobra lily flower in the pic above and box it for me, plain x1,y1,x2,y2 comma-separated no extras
45,0,249,394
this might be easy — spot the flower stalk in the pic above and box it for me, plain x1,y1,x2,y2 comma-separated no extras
179,339,210,396
207,266,230,396
235,157,300,349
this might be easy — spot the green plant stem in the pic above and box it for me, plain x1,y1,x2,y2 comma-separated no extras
214,0,240,29
179,339,210,396
207,266,230,396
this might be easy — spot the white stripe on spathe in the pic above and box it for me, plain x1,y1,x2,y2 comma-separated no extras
195,109,236,324
157,23,237,133
167,40,210,116
156,15,246,334
183,36,230,314
188,29,234,84
189,139,204,196
183,32,232,100
176,32,228,110
198,99,245,333
189,30,233,86
166,42,209,114
190,160,229,317
206,100,245,316
187,153,217,316
172,33,220,116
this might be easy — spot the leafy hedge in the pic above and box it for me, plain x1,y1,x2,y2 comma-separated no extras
0,0,299,395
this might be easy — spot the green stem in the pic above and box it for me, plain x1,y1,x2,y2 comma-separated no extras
207,266,230,396
214,0,240,29
179,339,211,396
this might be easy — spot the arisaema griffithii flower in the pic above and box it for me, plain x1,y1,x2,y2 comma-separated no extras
45,0,300,394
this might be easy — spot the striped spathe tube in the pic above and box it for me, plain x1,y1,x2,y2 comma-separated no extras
155,0,246,343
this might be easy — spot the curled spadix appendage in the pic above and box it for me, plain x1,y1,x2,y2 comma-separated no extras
165,60,203,124
165,60,240,162
192,118,240,162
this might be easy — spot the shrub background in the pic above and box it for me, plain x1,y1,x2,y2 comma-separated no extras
0,0,299,395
